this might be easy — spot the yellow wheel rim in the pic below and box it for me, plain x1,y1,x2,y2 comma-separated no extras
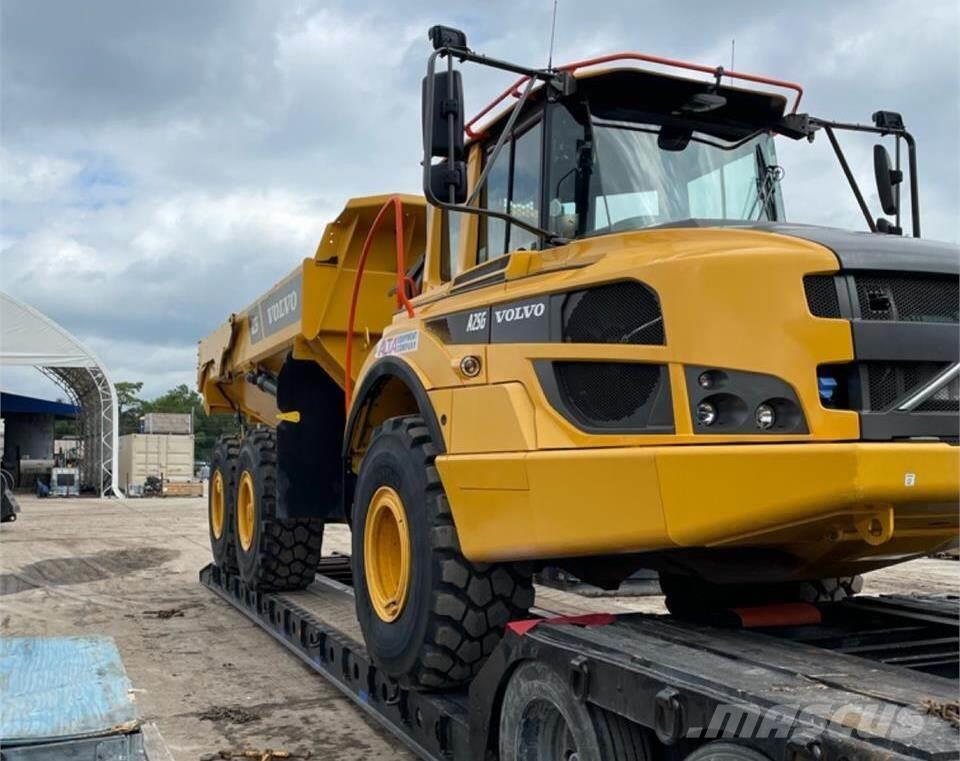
237,471,256,552
210,470,226,539
364,486,411,623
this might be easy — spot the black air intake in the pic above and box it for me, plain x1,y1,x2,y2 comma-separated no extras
853,273,959,323
803,275,841,318
561,282,664,345
536,361,674,433
864,361,955,412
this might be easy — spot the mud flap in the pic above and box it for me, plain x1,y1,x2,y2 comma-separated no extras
276,356,345,520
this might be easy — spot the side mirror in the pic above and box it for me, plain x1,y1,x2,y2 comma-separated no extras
873,144,902,215
429,160,467,204
422,70,464,161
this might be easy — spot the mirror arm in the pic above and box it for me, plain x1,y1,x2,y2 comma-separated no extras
894,136,901,233
902,130,920,237
809,117,920,237
446,53,457,206
422,49,565,246
822,125,877,233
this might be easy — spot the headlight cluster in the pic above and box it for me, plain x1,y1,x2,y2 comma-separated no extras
686,367,807,434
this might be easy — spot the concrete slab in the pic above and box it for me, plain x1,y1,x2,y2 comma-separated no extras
0,495,956,760
0,496,412,760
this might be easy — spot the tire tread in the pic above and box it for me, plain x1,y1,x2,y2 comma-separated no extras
237,427,323,591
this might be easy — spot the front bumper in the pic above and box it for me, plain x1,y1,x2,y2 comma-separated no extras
436,441,959,565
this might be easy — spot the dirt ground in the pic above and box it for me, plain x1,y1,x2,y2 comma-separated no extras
1,495,957,760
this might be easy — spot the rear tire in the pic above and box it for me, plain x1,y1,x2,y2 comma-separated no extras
352,415,534,690
499,660,651,761
234,427,324,591
208,435,239,573
662,575,864,617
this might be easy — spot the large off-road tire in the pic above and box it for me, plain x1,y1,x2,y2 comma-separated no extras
208,435,240,573
794,575,864,603
352,416,534,690
234,427,324,591
499,660,652,761
661,574,864,617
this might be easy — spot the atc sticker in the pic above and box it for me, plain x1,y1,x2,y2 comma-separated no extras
375,330,419,358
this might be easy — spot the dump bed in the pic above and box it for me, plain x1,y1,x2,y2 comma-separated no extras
197,194,425,424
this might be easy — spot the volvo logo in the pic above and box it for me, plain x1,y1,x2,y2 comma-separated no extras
494,303,546,324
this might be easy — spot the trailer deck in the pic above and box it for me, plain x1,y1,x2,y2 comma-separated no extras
200,560,960,761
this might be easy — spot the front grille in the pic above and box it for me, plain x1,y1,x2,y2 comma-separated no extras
916,375,960,413
555,361,661,426
804,275,841,318
854,273,959,323
864,362,952,411
562,282,664,345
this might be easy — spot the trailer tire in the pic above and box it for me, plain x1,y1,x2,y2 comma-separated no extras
683,742,771,761
234,428,323,591
352,416,534,691
209,435,240,573
499,660,651,761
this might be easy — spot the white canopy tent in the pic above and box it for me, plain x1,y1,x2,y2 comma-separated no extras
0,291,120,497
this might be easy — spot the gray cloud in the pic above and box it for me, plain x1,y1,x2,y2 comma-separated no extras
2,0,957,398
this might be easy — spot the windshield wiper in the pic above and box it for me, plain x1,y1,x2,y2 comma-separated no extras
748,145,784,221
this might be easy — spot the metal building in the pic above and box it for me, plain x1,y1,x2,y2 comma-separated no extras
0,292,121,496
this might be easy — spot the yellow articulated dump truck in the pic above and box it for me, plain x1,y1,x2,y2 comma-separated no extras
199,26,959,693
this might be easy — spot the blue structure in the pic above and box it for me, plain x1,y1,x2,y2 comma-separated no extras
1,392,80,489
0,392,79,417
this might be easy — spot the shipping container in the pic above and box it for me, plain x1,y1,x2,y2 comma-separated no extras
118,433,194,492
139,412,192,435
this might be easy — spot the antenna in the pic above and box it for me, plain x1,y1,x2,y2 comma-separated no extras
547,0,559,70
730,39,735,84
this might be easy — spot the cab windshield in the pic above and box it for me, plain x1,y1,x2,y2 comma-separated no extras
547,106,785,238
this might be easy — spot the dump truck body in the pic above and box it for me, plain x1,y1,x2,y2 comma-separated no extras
199,217,958,582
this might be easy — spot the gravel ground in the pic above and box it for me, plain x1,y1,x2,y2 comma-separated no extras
1,494,956,759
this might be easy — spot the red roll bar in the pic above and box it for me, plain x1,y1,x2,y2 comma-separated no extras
465,51,804,139
344,196,416,413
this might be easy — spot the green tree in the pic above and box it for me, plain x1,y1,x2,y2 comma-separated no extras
115,381,145,435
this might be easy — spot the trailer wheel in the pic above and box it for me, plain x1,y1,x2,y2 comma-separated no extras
209,435,240,573
352,416,534,690
233,428,323,590
499,660,651,761
683,742,771,761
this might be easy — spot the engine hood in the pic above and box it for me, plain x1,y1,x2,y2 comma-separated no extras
656,220,959,275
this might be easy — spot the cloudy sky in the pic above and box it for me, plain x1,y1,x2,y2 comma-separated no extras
1,0,957,400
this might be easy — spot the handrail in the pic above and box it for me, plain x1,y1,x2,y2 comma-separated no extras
344,196,416,413
465,51,804,138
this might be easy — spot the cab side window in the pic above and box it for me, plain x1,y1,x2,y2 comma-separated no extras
479,146,510,263
477,120,542,263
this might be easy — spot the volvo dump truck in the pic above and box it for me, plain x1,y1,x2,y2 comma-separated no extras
199,26,959,746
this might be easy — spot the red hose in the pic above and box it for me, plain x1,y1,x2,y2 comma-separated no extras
344,196,416,414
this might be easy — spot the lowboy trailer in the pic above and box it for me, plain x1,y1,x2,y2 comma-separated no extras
201,559,959,760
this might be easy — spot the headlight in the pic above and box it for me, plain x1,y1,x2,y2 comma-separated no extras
685,367,807,435
696,401,717,426
755,403,776,430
